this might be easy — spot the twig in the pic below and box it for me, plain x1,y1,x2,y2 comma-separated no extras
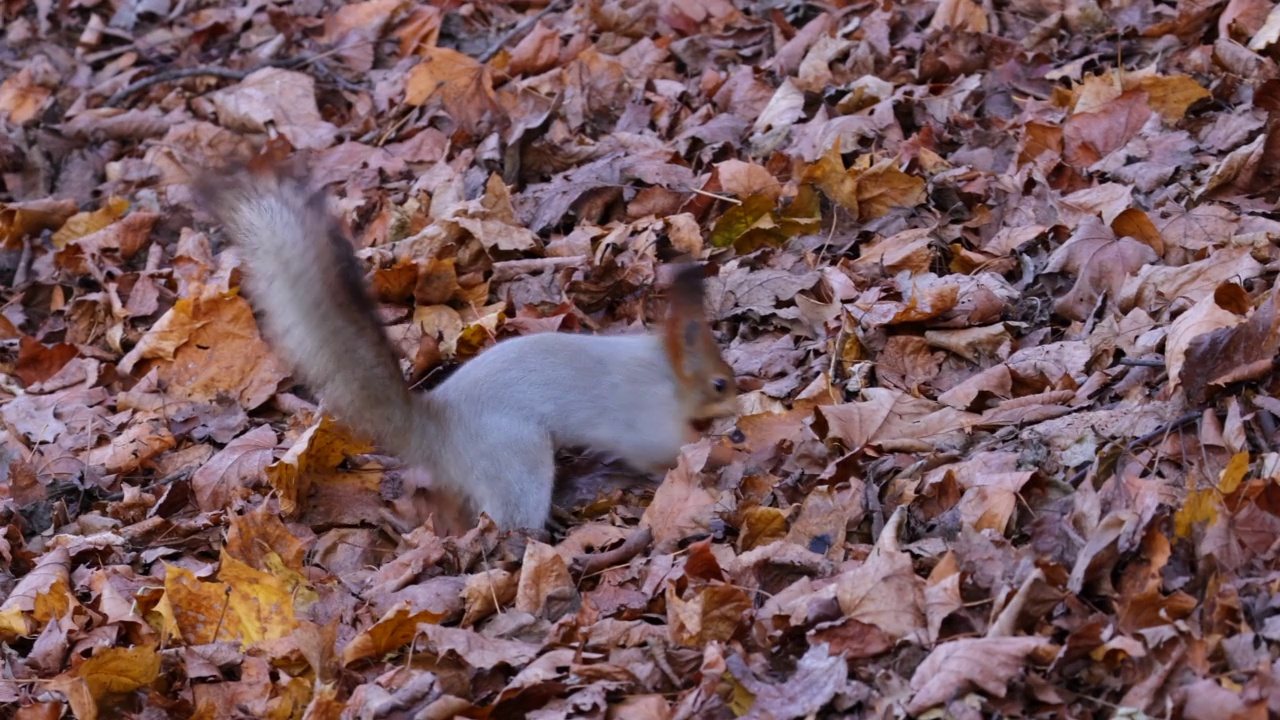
99,467,196,502
478,0,569,63
1067,410,1201,486
102,50,354,108
1117,357,1164,368
490,255,588,283
13,234,33,287
106,67,249,107
688,186,742,205
571,526,653,578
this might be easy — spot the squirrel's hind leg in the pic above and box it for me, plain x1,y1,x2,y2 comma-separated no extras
467,431,556,532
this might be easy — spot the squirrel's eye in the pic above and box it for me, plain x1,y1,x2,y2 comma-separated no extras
712,378,728,393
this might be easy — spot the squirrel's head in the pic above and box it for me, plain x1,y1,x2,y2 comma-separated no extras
663,264,739,428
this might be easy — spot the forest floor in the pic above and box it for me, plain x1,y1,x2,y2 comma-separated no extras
3,0,1280,718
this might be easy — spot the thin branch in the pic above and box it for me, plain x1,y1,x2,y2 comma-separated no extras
1117,357,1164,368
478,0,570,63
571,526,653,579
106,67,249,107
99,467,196,502
1067,410,1201,486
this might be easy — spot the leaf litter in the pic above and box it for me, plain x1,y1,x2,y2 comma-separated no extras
3,0,1280,718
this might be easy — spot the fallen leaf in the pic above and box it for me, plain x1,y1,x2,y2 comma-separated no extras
907,636,1048,714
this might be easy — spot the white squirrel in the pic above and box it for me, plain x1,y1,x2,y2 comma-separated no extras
195,167,738,530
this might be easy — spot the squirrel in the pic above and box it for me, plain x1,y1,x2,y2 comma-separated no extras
193,167,739,530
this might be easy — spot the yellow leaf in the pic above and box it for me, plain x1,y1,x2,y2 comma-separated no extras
157,550,303,646
1137,74,1210,123
0,197,78,249
854,158,927,221
738,506,789,552
723,671,757,715
778,183,822,237
265,416,373,517
301,684,344,720
1219,451,1250,495
0,606,30,639
0,547,75,639
50,197,130,249
1174,488,1219,538
225,503,309,574
49,644,162,720
804,150,925,222
666,585,751,646
341,603,447,666
77,644,161,698
803,146,859,214
270,674,313,720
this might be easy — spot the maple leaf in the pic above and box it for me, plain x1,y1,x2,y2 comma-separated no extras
49,644,161,720
157,550,306,646
804,148,926,221
907,637,1050,714
405,46,502,134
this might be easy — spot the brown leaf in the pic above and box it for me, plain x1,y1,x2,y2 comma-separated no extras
321,0,410,73
1181,286,1280,403
834,545,925,644
85,419,176,474
461,569,518,626
641,442,720,549
737,506,790,552
907,636,1048,714
1166,286,1248,396
815,388,976,454
118,292,290,410
14,336,78,387
1045,218,1158,321
417,623,540,670
928,0,990,31
1110,207,1165,256
508,21,563,76
514,539,576,620
208,68,339,150
341,603,447,666
0,67,51,125
666,584,752,646
726,643,849,719
785,486,864,560
191,425,277,511
1063,89,1153,167
405,47,501,134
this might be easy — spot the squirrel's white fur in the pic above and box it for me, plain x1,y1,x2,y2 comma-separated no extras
196,169,738,530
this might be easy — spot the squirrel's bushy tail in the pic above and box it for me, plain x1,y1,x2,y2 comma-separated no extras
194,169,429,460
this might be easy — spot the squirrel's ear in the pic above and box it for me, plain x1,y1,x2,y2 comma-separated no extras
668,263,707,308
685,319,700,347
662,264,717,380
